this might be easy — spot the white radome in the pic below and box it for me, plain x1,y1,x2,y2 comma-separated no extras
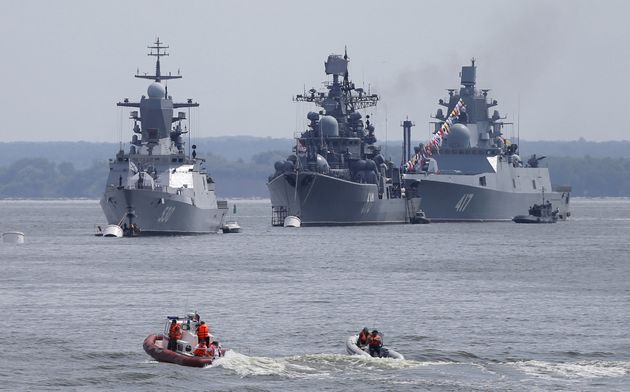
147,82,166,99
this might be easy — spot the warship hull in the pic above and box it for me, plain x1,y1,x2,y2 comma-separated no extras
405,175,570,222
100,188,226,234
268,172,417,226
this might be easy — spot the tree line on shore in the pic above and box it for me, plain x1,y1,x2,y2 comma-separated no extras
1,153,629,198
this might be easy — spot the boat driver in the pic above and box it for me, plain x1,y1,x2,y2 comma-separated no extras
168,319,182,351
197,320,211,346
368,330,382,357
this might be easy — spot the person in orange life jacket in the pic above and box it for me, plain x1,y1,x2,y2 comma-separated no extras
197,321,210,346
167,319,182,351
357,327,370,347
368,330,382,357
193,342,209,357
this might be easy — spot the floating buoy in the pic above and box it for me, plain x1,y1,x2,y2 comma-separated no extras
283,216,301,228
2,231,25,244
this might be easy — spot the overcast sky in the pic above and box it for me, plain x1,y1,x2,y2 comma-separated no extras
1,0,628,143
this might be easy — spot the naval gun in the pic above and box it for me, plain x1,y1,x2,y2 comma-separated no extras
527,154,547,168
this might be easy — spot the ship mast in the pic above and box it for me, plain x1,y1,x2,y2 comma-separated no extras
135,38,182,82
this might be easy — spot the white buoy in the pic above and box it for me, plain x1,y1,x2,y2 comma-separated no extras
283,216,301,228
2,231,25,244
102,225,124,238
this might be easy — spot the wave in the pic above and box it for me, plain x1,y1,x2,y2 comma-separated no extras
509,360,630,380
210,350,445,378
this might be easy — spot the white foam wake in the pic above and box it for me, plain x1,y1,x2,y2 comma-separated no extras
511,360,630,380
210,351,440,378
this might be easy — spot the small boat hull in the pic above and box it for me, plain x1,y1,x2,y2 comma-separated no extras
513,215,557,224
410,211,431,224
2,231,25,244
221,221,241,233
345,335,404,360
103,224,124,237
284,216,301,228
143,334,214,368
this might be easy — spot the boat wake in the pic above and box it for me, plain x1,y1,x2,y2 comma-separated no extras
210,350,436,378
509,360,630,380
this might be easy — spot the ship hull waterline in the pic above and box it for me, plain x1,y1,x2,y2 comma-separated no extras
407,177,569,222
267,172,419,226
100,188,226,235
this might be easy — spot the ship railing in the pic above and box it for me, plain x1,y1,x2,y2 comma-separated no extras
404,169,484,176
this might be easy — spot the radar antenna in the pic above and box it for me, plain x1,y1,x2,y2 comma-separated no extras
135,38,182,82
294,48,379,112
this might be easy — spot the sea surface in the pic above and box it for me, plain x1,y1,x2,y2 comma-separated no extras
0,198,629,391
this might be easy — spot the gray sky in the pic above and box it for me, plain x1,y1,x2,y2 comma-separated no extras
1,0,629,142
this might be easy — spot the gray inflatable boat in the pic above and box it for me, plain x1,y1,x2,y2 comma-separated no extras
345,335,405,359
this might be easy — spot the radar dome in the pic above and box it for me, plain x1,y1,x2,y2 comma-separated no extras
446,123,471,148
147,82,166,99
316,154,330,173
307,112,320,122
349,112,362,121
320,115,339,137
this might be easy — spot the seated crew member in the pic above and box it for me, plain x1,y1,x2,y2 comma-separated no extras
368,330,382,358
193,342,209,357
357,327,370,347
197,320,210,346
167,319,182,351
210,341,222,359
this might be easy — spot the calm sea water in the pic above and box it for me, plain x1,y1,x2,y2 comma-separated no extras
0,199,629,391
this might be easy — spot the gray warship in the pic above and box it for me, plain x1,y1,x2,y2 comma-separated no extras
100,39,227,235
402,60,571,221
267,51,421,226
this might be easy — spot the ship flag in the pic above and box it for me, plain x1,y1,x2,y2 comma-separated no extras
403,98,466,172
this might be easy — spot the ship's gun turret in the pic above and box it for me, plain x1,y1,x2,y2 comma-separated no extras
527,154,547,168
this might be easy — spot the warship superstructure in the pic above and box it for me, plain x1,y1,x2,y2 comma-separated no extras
267,51,421,226
402,60,571,221
100,39,227,234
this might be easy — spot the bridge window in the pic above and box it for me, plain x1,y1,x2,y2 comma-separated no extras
479,176,486,186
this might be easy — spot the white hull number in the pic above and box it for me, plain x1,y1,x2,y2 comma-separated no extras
455,193,474,212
